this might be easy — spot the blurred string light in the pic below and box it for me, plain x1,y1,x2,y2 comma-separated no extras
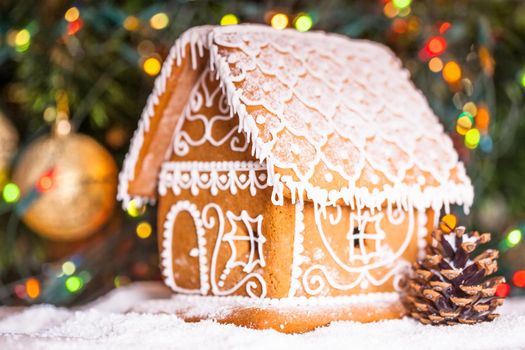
271,13,289,30
456,111,473,135
127,199,146,217
65,275,83,293
143,57,161,76
513,270,525,288
425,36,447,56
439,21,451,34
150,12,169,30
123,16,140,31
36,170,54,193
136,221,152,239
294,13,313,32
506,228,522,247
383,2,399,18
496,283,511,298
14,29,31,52
463,101,477,116
220,14,239,26
64,7,80,22
442,61,461,83
67,18,83,36
439,214,457,233
25,278,40,299
62,261,76,276
3,183,20,203
464,128,480,149
428,57,443,72
476,105,490,131
392,0,412,9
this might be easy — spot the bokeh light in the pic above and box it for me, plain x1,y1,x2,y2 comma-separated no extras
136,221,152,239
220,14,239,26
25,278,40,299
463,101,478,117
520,71,525,88
442,61,461,83
62,261,76,276
439,214,457,233
392,0,412,9
271,13,289,30
496,283,511,298
465,128,481,149
65,275,83,293
456,113,473,135
127,199,146,217
150,12,169,30
3,183,20,203
513,270,525,288
507,229,522,247
294,13,313,32
383,2,399,18
428,57,443,72
14,29,31,52
143,57,161,76
64,7,80,23
426,36,446,56
476,105,490,131
123,16,140,31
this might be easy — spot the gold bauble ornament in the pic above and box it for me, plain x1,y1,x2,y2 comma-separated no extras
13,131,117,241
0,112,18,175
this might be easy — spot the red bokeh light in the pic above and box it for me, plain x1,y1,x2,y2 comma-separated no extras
512,270,525,288
36,168,55,193
495,283,511,298
439,21,451,34
426,36,447,56
67,19,83,35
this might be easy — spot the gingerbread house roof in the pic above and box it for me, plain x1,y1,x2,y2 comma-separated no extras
118,25,473,213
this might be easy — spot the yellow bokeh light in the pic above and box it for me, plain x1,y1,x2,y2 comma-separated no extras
456,116,473,135
271,13,289,30
150,12,169,30
442,61,461,84
439,214,457,233
143,57,161,76
123,16,140,31
220,14,239,26
463,101,478,117
465,128,481,149
15,29,30,47
136,221,153,239
64,7,80,23
428,57,443,73
383,2,399,18
127,199,146,217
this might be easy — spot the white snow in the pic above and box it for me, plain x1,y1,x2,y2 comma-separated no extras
0,282,523,350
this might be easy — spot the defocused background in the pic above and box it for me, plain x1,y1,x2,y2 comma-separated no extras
0,0,524,305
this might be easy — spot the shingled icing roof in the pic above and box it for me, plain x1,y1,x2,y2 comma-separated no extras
118,25,473,213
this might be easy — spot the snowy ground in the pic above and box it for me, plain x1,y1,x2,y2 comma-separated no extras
0,282,524,350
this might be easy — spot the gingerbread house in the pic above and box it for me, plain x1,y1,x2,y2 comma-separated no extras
118,25,474,332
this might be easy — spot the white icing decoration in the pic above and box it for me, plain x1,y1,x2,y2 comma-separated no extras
202,203,267,298
172,67,250,157
288,201,305,297
300,205,414,295
159,160,269,197
161,200,210,295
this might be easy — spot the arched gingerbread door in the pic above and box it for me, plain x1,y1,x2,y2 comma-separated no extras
161,200,209,295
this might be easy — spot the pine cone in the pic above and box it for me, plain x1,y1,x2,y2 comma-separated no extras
403,225,505,325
